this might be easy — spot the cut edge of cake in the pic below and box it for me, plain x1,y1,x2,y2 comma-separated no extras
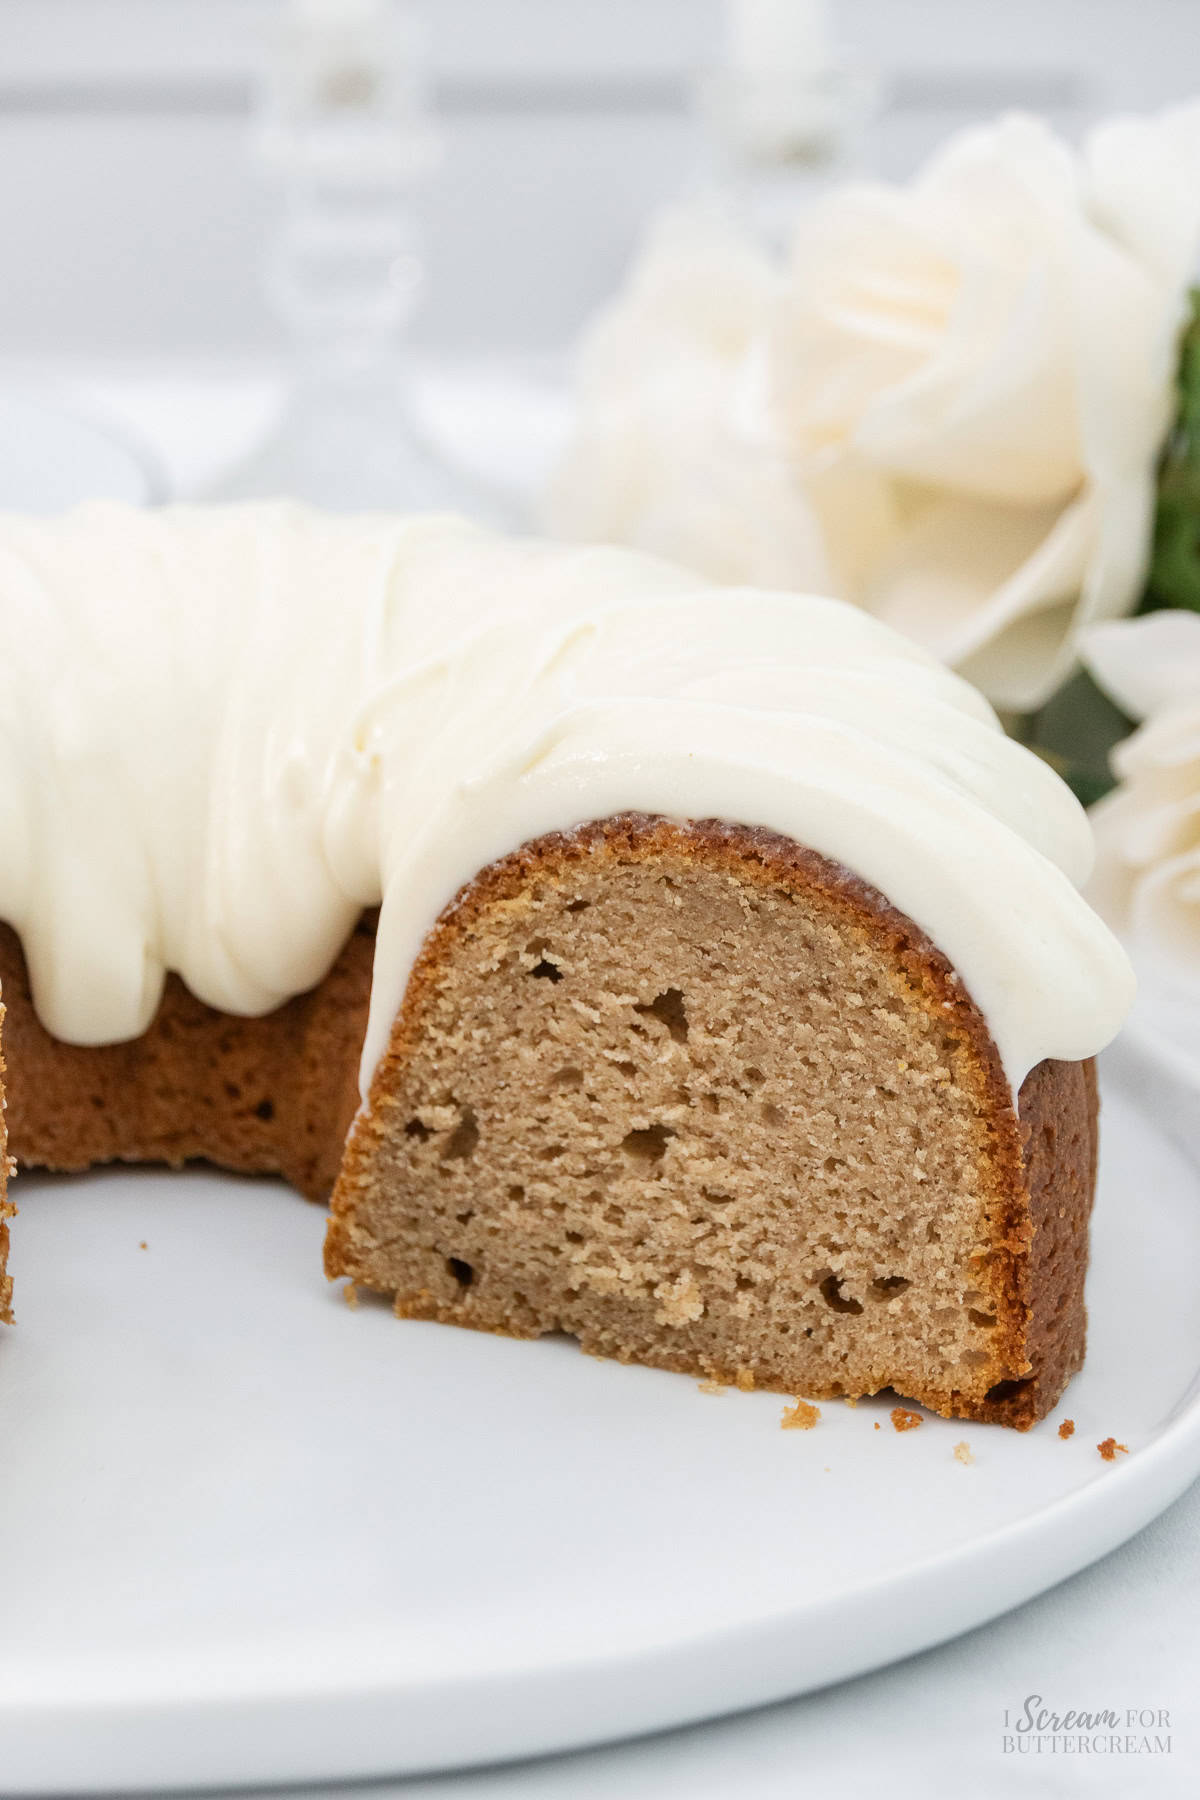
325,815,1099,1428
0,987,13,1327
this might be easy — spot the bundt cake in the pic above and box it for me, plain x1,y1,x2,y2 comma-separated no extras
0,502,1134,1425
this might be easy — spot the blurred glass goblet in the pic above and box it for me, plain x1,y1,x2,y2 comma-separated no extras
215,0,508,521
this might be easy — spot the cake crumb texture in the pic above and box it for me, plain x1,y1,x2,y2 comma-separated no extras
326,816,1100,1426
891,1407,924,1433
1059,1418,1076,1440
1097,1437,1128,1461
781,1399,821,1431
953,1440,974,1465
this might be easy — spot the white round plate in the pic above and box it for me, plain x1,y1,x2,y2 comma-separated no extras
0,1046,1197,1793
0,392,159,512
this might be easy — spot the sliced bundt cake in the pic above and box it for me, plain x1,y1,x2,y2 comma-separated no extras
325,818,1098,1428
0,504,1133,1425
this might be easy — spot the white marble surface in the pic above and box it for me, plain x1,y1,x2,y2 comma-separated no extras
2,367,1198,1800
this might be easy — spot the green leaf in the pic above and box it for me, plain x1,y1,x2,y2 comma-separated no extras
1143,286,1200,616
1018,667,1134,808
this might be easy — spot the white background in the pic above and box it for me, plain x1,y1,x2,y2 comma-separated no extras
1,0,1199,361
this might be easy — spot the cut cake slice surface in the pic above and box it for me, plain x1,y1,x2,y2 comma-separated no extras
326,816,1098,1427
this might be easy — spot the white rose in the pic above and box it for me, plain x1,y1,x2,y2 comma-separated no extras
543,204,833,590
771,108,1200,710
1083,610,1200,987
547,106,1200,713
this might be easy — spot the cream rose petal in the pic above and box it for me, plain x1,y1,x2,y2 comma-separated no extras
773,189,954,456
1086,101,1200,295
1130,849,1200,985
865,488,1091,706
1083,615,1200,988
1084,610,1200,721
853,119,1084,505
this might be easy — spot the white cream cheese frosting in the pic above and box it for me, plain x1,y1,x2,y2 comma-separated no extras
0,500,1133,1096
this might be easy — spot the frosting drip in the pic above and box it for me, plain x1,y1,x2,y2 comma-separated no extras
0,501,1133,1094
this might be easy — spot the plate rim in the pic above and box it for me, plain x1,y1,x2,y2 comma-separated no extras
2,1043,1199,1791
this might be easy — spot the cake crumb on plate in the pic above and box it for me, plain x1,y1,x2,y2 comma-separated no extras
891,1406,923,1432
1058,1418,1075,1440
698,1378,726,1395
953,1440,974,1465
781,1399,821,1431
1097,1437,1128,1461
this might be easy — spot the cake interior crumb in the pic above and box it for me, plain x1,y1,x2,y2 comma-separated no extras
1097,1436,1128,1462
953,1440,974,1465
781,1398,821,1431
891,1406,923,1433
1058,1418,1076,1440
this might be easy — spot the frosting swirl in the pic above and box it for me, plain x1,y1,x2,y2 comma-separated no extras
0,501,1133,1093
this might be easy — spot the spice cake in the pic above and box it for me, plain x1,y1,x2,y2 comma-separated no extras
0,502,1134,1425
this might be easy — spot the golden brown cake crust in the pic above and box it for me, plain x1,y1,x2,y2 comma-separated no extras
326,815,1100,1428
0,989,12,1327
0,920,372,1204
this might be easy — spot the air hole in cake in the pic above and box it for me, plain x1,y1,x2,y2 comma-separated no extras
552,1066,583,1090
455,1209,473,1224
614,1059,638,1078
255,1098,275,1121
506,1185,524,1201
869,1275,910,1301
539,1143,565,1161
743,1066,765,1087
701,1186,733,1208
633,987,689,1043
441,1108,479,1161
761,1101,785,1128
985,1377,1033,1405
621,1124,675,1165
405,1118,432,1141
968,1308,997,1328
566,898,590,913
962,1349,991,1367
735,1274,754,1292
530,959,563,983
565,1229,584,1244
702,1092,721,1115
447,1257,474,1288
819,1273,864,1315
